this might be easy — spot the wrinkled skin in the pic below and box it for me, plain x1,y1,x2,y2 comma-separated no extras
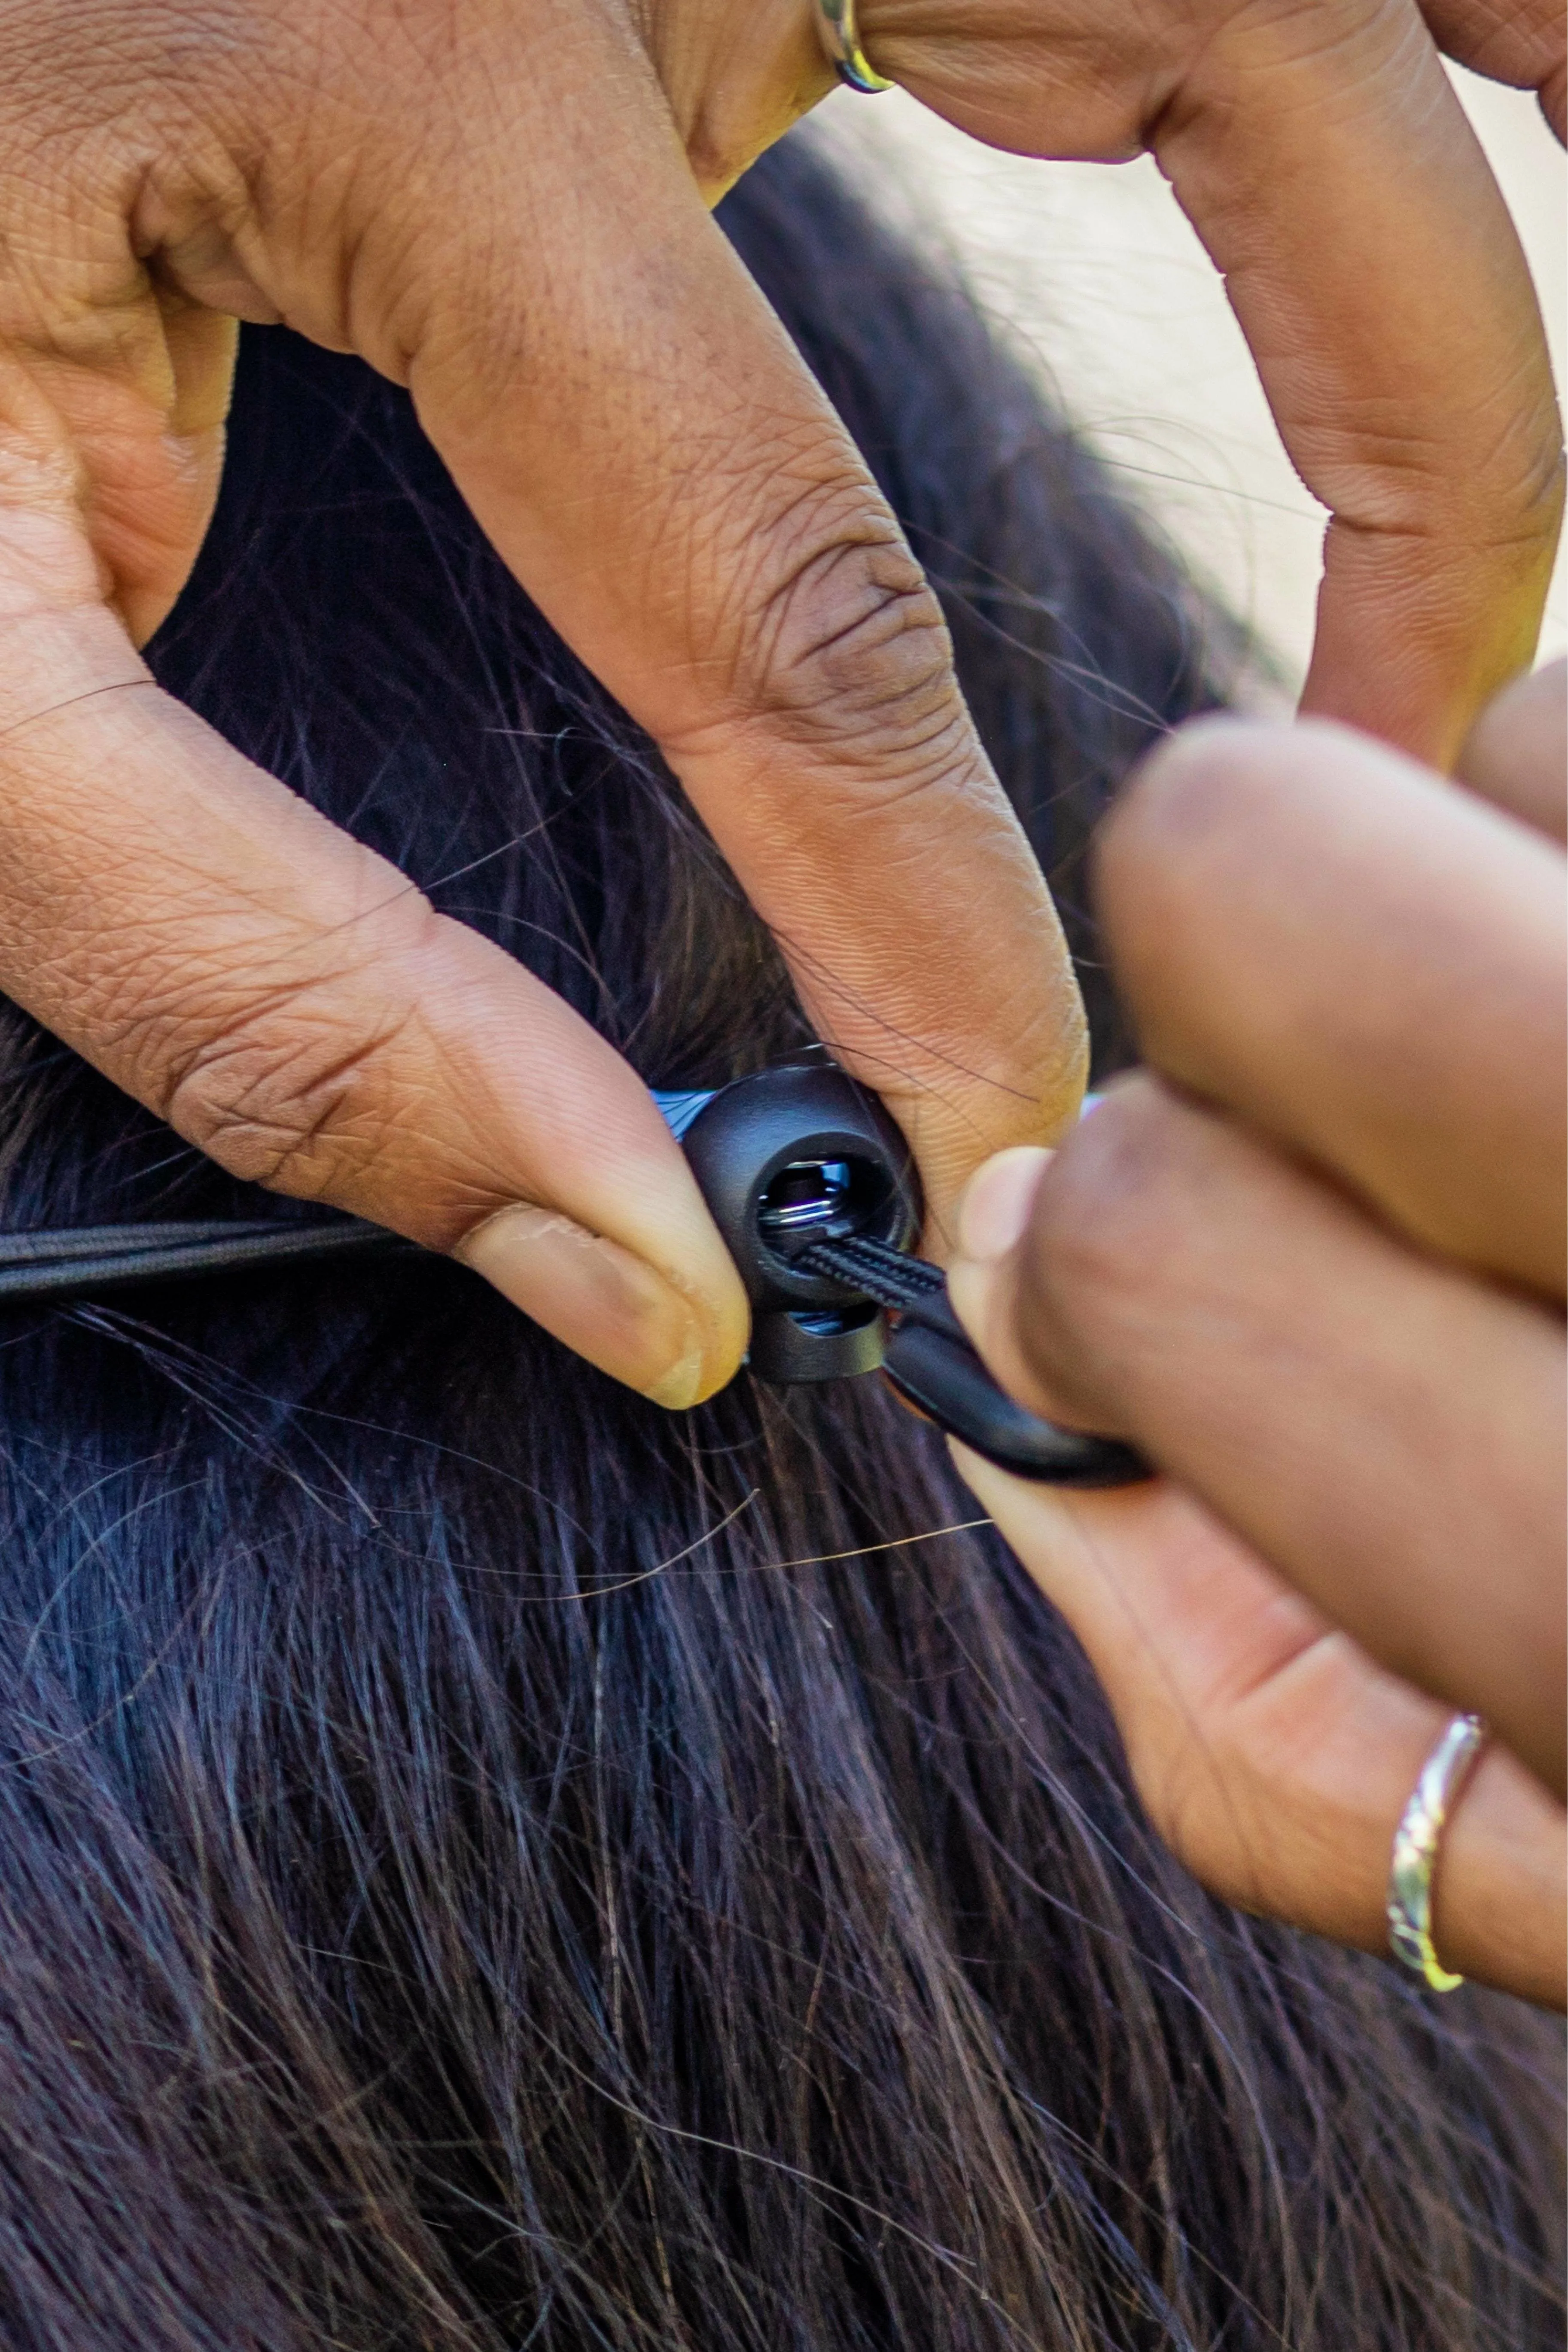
0,0,1559,1405
950,661,1567,2008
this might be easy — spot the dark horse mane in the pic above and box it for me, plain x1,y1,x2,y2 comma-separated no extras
0,130,1559,2351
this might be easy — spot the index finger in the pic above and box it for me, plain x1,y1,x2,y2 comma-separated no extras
1161,0,1562,768
357,20,1089,1222
1095,715,1567,1298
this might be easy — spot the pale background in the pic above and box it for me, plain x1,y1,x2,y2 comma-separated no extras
816,71,1566,697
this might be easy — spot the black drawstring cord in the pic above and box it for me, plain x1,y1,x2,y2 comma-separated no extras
798,1231,1151,1489
0,1216,1150,1487
794,1231,945,1307
0,1221,936,1311
0,1217,407,1302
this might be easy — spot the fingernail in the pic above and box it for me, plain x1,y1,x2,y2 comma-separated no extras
955,1146,1052,1264
455,1204,712,1408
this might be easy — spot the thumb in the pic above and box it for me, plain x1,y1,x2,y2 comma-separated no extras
0,427,748,1402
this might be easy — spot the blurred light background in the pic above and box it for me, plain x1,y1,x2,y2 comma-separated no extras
817,72,1565,698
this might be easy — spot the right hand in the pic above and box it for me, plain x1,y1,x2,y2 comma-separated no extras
0,0,1557,1410
946,662,1567,2003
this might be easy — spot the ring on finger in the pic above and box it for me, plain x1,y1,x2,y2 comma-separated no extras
816,0,894,92
1387,1713,1488,1991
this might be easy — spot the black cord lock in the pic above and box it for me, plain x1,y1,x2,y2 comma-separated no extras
656,1052,1149,1488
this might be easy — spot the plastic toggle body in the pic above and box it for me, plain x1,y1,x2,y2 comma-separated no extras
655,1052,1148,1488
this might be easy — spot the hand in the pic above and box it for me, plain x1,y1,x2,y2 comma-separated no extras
857,0,1564,769
0,0,1557,1415
945,662,1566,1990
0,0,1090,1409
1419,0,1565,139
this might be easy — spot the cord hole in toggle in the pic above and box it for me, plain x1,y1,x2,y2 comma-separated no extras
755,1156,899,1264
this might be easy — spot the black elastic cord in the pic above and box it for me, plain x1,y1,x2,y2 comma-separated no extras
800,1230,1152,1490
1,1222,944,1311
795,1232,945,1310
0,1217,408,1303
798,1231,996,1356
0,1213,1150,1485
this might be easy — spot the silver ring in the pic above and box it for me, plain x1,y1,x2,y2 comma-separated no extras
816,0,894,93
1387,1713,1486,1991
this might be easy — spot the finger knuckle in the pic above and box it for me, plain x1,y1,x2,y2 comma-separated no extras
1097,716,1321,997
162,997,414,1196
120,901,441,1200
734,504,973,799
1100,717,1268,922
